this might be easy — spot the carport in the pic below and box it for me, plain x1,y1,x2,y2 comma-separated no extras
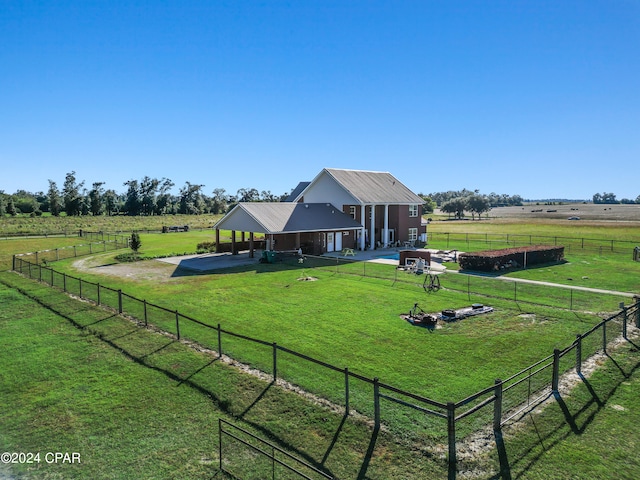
213,202,363,257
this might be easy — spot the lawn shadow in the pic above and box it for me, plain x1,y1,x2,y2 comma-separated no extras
496,350,640,478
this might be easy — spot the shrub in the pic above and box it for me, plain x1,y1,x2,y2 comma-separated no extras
196,241,216,253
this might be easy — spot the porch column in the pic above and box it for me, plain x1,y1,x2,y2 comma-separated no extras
383,204,389,248
249,232,254,258
231,230,237,255
370,204,376,250
215,228,221,253
360,204,367,251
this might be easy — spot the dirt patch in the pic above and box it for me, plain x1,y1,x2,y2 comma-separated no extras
297,276,318,282
73,255,181,282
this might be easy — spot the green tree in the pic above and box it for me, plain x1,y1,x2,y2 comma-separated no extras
6,197,17,216
123,180,141,216
210,188,229,214
88,182,105,216
441,197,467,219
62,171,85,216
179,182,205,214
467,194,491,220
129,232,142,253
104,189,119,216
13,190,38,214
420,195,437,214
47,180,62,216
154,178,175,215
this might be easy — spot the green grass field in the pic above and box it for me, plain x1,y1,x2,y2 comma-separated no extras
2,214,640,479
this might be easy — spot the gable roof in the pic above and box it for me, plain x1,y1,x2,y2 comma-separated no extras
298,168,424,205
284,181,310,202
213,202,362,234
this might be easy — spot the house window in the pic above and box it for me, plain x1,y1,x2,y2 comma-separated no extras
408,228,418,242
409,204,419,217
349,206,356,219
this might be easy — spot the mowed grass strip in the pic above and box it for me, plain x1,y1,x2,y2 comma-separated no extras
0,272,448,479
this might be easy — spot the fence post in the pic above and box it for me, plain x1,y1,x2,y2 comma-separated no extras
79,278,82,298
175,310,180,340
217,324,222,359
63,273,67,292
50,268,54,286
622,306,628,340
447,402,456,468
373,377,380,430
144,300,148,326
570,289,573,310
12,255,15,271
552,348,560,394
118,290,123,314
272,343,277,382
576,334,582,376
344,367,350,416
493,379,503,432
56,248,59,261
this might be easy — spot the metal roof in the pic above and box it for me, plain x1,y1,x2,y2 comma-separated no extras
284,181,310,202
214,202,363,234
307,168,424,204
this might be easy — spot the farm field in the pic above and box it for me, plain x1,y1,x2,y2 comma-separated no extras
2,213,640,479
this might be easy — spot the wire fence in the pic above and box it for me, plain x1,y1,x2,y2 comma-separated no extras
10,231,130,268
286,253,632,312
12,254,640,474
427,231,640,255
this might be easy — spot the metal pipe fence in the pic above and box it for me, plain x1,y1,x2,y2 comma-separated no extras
11,255,640,473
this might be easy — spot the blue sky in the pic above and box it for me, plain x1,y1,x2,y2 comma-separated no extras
1,1,638,200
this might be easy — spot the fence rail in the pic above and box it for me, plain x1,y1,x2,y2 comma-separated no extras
427,231,640,255
219,419,334,479
11,255,640,472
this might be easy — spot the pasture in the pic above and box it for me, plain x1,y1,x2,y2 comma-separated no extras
2,213,640,479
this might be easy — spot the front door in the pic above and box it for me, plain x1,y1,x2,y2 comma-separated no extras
327,232,335,252
335,232,343,252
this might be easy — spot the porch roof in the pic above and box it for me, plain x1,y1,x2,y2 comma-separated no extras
213,202,363,234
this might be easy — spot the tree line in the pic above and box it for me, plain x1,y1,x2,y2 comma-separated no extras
4,173,625,219
592,192,640,204
418,189,524,220
0,172,291,217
